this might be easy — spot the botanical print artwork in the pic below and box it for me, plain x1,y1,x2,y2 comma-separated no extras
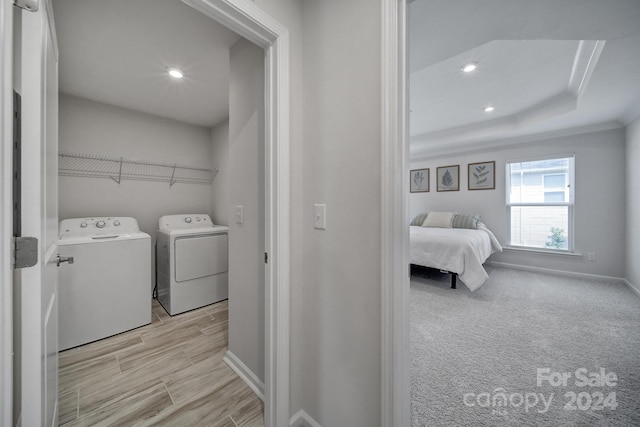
468,161,495,190
442,170,454,186
437,165,459,192
410,168,429,193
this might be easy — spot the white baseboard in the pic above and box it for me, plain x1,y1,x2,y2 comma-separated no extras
622,278,640,297
289,410,322,427
486,261,626,284
223,350,264,402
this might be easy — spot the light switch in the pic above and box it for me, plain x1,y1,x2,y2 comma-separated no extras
314,204,326,230
236,205,244,224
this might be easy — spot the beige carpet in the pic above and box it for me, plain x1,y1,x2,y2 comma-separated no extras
410,266,640,427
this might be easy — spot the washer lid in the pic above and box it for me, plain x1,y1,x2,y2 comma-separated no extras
58,232,150,245
158,214,218,232
59,217,142,239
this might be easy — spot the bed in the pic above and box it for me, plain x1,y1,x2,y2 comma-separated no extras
410,214,502,291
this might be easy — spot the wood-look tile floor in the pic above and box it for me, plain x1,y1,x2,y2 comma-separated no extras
58,299,264,427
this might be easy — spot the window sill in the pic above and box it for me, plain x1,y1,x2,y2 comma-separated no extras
504,246,583,258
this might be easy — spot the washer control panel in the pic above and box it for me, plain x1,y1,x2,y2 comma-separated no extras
159,214,213,231
59,217,141,238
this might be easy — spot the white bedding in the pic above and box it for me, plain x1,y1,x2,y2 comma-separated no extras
410,224,502,291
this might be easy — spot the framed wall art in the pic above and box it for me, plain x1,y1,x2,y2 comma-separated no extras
468,161,495,190
410,168,430,193
436,165,459,192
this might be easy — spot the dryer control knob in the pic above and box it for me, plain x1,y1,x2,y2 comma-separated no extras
114,220,121,226
96,220,106,228
184,217,192,223
196,217,201,222
80,222,87,228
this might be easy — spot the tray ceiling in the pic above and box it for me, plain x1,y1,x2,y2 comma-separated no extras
409,0,640,157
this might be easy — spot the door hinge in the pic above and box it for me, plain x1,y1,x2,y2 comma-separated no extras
264,252,268,264
14,236,38,268
13,0,39,12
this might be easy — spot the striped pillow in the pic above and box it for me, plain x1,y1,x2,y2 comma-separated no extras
452,214,480,229
410,212,429,226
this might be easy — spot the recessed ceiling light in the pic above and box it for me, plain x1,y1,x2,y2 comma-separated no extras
461,63,477,73
484,106,495,113
167,67,184,79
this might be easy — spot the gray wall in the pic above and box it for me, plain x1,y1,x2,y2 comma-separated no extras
250,0,384,424
626,117,640,289
249,0,310,421
225,38,266,381
58,94,214,247
210,119,229,226
295,1,383,425
410,128,627,278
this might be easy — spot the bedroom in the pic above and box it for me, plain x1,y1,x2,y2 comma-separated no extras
407,0,640,426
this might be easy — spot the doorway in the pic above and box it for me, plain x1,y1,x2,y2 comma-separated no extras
2,0,290,426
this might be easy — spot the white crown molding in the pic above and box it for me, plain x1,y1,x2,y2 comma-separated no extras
224,350,265,401
411,120,623,160
411,39,606,150
622,99,640,126
568,40,605,103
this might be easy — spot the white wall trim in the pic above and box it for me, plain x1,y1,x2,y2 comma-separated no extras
179,2,290,426
487,261,628,285
411,120,623,161
0,2,14,426
289,409,322,427
568,40,605,102
381,0,409,426
622,278,640,298
224,350,265,402
503,246,583,258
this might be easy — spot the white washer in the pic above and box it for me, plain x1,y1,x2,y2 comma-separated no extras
156,214,229,315
58,217,152,351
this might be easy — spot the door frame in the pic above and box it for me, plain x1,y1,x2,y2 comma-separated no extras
1,1,14,425
380,0,410,425
180,1,290,426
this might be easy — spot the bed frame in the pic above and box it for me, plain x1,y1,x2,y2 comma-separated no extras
411,264,458,289
448,272,457,289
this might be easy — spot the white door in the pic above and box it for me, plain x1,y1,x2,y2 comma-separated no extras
18,0,59,425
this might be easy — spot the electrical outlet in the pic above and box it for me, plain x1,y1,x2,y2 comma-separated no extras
587,252,596,261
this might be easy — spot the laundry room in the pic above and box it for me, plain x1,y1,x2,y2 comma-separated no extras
51,0,267,423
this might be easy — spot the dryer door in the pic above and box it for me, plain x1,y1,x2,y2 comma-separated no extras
174,233,228,282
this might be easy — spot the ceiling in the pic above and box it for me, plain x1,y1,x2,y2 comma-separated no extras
409,0,640,157
53,0,241,128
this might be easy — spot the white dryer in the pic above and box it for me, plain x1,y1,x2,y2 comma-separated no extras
156,214,229,315
58,217,152,351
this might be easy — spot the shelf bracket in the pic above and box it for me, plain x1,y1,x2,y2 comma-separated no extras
109,157,123,184
169,163,177,187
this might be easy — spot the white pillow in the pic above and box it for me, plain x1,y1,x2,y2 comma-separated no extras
422,211,455,228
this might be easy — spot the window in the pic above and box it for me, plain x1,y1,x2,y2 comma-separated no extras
506,155,574,251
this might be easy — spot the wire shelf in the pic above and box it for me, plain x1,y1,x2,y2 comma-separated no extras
58,151,216,186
